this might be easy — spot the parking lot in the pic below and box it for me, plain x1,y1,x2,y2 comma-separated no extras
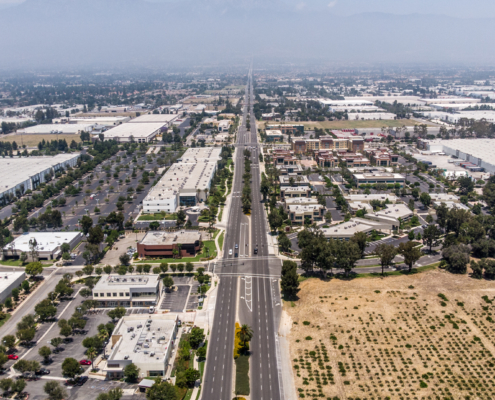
16,286,113,379
159,276,202,312
22,376,140,400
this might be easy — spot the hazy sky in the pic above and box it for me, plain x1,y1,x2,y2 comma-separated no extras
1,0,495,18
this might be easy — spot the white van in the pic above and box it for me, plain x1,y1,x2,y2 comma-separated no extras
149,306,155,314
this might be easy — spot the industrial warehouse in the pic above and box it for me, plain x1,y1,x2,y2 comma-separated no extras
142,147,222,212
0,153,80,205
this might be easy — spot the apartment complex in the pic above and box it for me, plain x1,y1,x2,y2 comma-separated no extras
364,148,399,167
266,124,304,135
292,137,364,155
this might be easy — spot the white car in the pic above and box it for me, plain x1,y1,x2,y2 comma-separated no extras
229,249,233,255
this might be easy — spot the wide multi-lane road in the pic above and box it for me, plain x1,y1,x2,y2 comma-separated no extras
203,68,283,400
202,71,252,399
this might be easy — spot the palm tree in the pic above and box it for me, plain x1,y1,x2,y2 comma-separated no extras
238,324,254,349
86,347,97,369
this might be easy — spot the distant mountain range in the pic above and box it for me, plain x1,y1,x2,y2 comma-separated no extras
0,0,494,70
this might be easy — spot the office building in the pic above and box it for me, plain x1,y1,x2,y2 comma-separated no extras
92,274,161,308
353,172,405,187
17,123,96,135
321,218,392,240
104,315,178,378
137,231,202,259
3,232,83,261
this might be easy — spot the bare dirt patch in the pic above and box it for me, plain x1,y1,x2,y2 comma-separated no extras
285,269,495,400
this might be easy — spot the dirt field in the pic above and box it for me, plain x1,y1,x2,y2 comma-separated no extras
286,269,495,400
0,134,81,147
260,119,434,130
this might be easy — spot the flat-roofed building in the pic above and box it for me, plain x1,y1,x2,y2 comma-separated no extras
54,116,130,126
102,123,165,143
129,114,179,125
366,204,413,227
321,218,392,240
265,130,285,142
353,172,405,187
3,232,83,261
137,231,202,259
266,124,304,135
92,274,161,308
0,272,26,303
337,152,370,168
104,315,178,378
287,203,325,224
345,194,397,213
277,164,304,176
315,151,338,168
280,186,312,199
0,153,80,205
17,123,96,135
143,187,178,214
279,175,310,187
365,149,399,167
179,147,222,163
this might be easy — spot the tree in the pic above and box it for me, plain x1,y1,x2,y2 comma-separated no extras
420,192,431,208
398,241,422,272
185,262,194,273
44,381,67,400
335,240,361,278
39,346,52,363
0,378,12,393
97,388,124,400
374,243,397,276
107,306,126,321
2,335,15,351
4,298,12,310
176,209,186,228
281,260,299,299
60,325,73,339
123,363,140,382
104,265,113,274
11,378,26,394
189,327,205,349
62,357,82,378
35,298,57,321
119,253,131,266
86,347,98,368
88,225,104,245
146,381,178,400
21,280,30,293
25,261,43,278
149,221,160,230
238,324,253,349
13,359,30,373
350,231,367,258
80,215,93,235
82,265,94,276
422,224,442,252
16,328,35,343
163,276,174,292
19,252,28,265
268,208,283,232
183,368,201,387
408,230,415,240
278,232,292,252
50,337,63,352
443,244,470,274
457,176,474,195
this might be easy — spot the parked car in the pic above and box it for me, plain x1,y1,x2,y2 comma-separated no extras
36,368,50,375
8,355,18,360
76,376,88,386
79,359,91,365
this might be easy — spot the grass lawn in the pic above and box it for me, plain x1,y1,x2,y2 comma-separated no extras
218,207,224,221
198,360,205,380
183,389,194,400
0,314,11,329
177,387,188,400
137,240,217,264
235,355,250,396
0,134,81,147
0,260,24,267
138,213,177,221
218,231,225,251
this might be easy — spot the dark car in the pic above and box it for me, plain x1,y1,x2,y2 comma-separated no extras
254,248,258,254
77,376,88,386
234,252,238,258
36,368,50,375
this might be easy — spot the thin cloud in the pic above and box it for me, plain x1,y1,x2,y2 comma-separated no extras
328,0,337,8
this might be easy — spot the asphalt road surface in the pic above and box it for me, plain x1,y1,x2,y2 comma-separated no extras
203,69,282,400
